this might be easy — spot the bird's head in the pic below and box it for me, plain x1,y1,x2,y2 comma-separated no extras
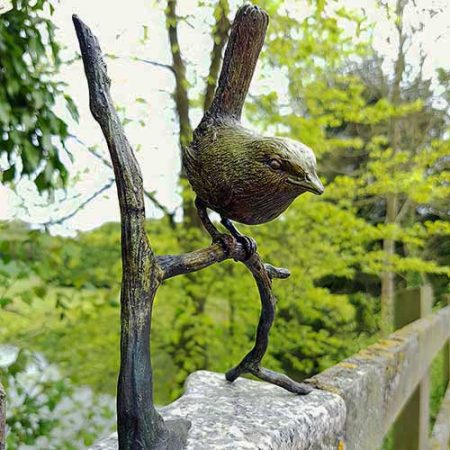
256,137,324,196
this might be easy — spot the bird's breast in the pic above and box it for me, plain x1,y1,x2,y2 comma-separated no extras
213,182,300,225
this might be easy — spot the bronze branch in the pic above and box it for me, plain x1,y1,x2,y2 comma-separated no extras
73,15,189,450
73,4,311,449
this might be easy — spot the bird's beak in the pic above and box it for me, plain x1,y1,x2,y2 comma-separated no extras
307,172,324,195
287,172,324,195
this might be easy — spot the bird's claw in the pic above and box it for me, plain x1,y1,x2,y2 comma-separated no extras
236,235,257,260
218,217,257,260
213,233,256,261
213,233,238,257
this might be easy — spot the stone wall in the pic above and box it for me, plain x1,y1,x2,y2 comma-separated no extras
92,306,450,450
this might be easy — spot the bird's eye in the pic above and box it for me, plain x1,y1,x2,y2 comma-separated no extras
269,159,282,170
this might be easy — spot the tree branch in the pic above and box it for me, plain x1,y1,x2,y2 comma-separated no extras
158,243,237,280
396,197,412,223
203,0,230,112
143,190,177,228
165,0,203,227
103,53,177,75
42,178,114,227
224,254,312,394
131,56,176,75
73,15,188,450
158,242,291,281
166,0,192,149
158,241,306,393
73,17,145,219
70,135,177,224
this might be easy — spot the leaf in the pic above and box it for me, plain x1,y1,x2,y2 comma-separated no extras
0,297,12,308
1,165,15,183
64,94,79,122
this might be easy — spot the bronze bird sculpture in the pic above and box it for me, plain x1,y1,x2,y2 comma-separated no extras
184,116,324,256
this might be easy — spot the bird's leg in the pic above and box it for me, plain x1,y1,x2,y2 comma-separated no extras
195,197,237,254
195,197,221,241
221,217,257,259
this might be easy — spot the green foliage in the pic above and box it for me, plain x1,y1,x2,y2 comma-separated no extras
0,0,77,191
0,217,378,404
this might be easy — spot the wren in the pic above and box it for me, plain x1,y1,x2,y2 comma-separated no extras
183,116,324,257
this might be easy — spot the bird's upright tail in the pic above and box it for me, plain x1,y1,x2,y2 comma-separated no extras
207,5,269,121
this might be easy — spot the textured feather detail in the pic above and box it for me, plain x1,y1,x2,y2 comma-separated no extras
184,117,318,225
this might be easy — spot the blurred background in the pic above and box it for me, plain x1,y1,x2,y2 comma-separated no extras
0,0,449,448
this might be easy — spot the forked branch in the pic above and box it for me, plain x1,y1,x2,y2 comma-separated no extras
225,255,311,394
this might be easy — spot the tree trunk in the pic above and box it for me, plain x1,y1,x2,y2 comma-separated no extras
203,0,230,112
380,0,406,335
381,193,398,334
165,0,203,229
164,0,230,387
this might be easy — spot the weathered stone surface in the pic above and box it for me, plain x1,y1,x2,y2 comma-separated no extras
312,306,450,450
92,307,450,450
91,371,345,450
